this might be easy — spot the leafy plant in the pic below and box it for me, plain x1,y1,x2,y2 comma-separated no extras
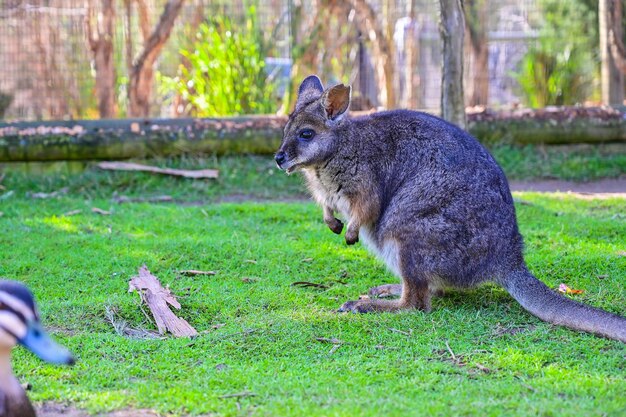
158,7,277,117
513,0,598,107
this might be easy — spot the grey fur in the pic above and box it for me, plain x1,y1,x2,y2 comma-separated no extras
276,76,626,343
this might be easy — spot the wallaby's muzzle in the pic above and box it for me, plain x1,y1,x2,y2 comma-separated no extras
275,151,287,168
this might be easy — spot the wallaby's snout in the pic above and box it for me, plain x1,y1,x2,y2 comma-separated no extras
274,151,287,168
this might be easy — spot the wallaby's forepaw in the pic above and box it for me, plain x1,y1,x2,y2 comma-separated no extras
326,217,344,234
345,229,359,245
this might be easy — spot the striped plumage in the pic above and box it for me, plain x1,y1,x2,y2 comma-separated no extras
0,280,74,417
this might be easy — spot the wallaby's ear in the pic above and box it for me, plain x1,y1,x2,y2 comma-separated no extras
296,75,324,110
322,84,351,121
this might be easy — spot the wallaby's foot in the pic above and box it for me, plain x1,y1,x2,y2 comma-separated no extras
345,229,359,245
338,298,409,313
325,217,344,234
368,284,402,298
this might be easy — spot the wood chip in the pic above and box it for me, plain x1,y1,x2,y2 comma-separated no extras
329,344,341,354
474,363,492,373
92,207,112,215
315,337,342,344
179,270,217,276
389,327,412,336
29,187,68,199
113,195,174,204
219,391,256,399
98,161,218,179
128,265,198,337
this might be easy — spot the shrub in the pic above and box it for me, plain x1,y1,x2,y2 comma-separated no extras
158,6,277,117
513,0,597,107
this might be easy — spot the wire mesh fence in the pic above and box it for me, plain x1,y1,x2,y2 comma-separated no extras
0,0,598,121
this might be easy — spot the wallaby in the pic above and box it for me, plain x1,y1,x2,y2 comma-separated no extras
275,75,626,343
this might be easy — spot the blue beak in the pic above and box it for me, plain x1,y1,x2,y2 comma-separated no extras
18,320,75,365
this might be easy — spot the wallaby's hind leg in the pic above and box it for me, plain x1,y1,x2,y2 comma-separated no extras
369,284,445,299
338,248,432,313
368,284,402,298
338,278,430,313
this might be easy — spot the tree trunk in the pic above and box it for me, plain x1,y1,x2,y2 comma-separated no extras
607,0,626,74
599,0,624,106
439,0,466,128
85,0,117,119
464,0,489,107
404,0,420,109
128,0,186,117
351,0,396,108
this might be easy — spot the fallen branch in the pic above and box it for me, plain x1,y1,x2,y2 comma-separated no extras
113,195,174,204
179,269,217,276
128,265,198,337
98,161,218,179
291,281,329,289
219,391,256,399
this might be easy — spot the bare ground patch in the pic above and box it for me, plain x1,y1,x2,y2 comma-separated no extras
510,178,626,197
37,402,161,417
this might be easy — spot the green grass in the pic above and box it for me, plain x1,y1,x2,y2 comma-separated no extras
1,143,624,203
0,152,625,417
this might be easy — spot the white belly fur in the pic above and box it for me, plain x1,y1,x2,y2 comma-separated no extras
359,226,401,278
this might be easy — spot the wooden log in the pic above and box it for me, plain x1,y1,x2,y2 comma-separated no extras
0,108,624,162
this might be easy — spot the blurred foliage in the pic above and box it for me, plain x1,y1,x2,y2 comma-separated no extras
513,0,598,107
158,6,277,117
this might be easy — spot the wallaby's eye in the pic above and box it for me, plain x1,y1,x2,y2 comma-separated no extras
298,129,315,141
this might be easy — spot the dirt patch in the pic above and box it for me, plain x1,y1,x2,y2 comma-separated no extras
510,178,626,198
37,402,160,417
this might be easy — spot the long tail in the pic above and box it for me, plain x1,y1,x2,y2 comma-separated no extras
501,269,626,343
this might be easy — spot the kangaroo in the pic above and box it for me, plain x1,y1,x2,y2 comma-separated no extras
275,75,626,343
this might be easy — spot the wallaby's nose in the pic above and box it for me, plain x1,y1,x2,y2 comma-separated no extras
275,151,286,166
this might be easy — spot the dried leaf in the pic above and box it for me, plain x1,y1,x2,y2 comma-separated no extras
558,283,584,295
98,161,218,179
244,259,257,264
179,269,216,276
301,258,314,263
63,209,82,216
128,265,198,337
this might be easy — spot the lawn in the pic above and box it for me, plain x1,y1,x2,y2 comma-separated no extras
0,151,625,417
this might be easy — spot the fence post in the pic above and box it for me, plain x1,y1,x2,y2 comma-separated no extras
599,0,624,106
439,0,466,129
